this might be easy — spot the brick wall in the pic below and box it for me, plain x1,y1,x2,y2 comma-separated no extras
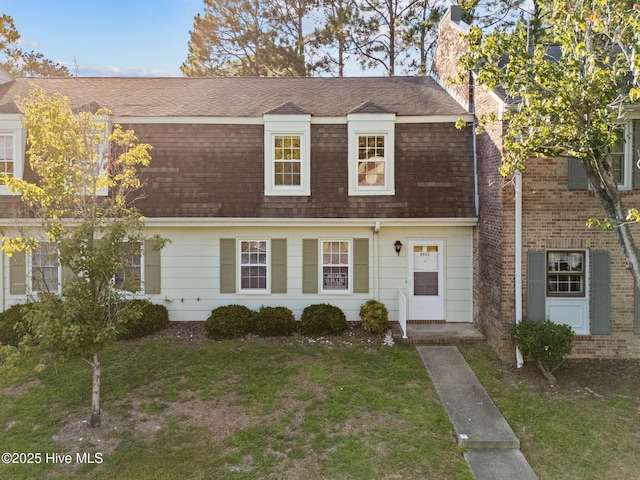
521,157,640,358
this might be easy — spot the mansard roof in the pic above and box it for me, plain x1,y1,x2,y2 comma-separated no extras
0,75,468,118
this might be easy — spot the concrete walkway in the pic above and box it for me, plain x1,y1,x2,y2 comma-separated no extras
417,346,538,480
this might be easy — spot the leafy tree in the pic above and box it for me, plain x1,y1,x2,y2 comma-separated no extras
265,0,317,76
351,0,422,75
457,0,531,30
312,0,363,76
0,87,165,427
404,0,445,75
0,14,69,77
459,0,640,290
181,0,312,76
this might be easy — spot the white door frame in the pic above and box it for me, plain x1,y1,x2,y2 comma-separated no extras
407,239,445,321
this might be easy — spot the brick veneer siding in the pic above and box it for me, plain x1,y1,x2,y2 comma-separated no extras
472,87,517,361
521,157,640,358
108,122,477,219
432,8,471,109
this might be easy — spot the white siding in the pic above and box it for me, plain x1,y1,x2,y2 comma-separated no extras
1,224,474,324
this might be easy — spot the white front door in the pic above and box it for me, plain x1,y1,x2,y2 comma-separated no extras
407,240,445,320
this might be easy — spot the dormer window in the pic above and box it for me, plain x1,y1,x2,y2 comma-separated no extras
357,135,387,187
0,118,26,195
263,105,311,196
347,107,395,196
0,134,14,178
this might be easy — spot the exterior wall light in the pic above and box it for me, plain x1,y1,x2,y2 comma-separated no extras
394,240,403,256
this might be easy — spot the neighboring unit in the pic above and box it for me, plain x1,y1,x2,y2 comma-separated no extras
433,6,640,359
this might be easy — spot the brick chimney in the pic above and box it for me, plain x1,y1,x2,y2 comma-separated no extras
431,5,472,112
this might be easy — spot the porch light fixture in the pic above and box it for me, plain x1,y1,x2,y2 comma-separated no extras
394,240,403,256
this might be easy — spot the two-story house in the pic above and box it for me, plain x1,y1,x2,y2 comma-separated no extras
433,6,640,359
0,73,477,333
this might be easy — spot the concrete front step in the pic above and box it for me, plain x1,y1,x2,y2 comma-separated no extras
392,322,485,346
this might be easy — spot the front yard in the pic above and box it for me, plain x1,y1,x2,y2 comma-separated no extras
0,324,638,479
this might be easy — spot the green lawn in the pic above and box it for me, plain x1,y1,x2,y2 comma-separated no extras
1,334,638,479
0,334,472,480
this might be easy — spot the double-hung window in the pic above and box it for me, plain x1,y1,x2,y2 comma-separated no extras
547,251,585,297
0,119,25,195
608,121,634,189
0,133,14,179
273,135,302,186
321,240,350,293
264,114,311,196
239,240,269,292
347,113,395,195
114,248,143,293
357,135,386,186
29,242,61,294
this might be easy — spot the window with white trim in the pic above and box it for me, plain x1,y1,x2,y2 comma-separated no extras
608,121,633,189
264,114,311,196
547,251,585,297
239,240,269,292
0,134,14,179
0,120,25,195
273,135,302,186
321,240,350,293
29,242,61,294
357,134,387,187
114,249,143,293
347,113,395,195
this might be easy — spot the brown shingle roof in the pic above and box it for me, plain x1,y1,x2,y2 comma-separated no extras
0,76,468,117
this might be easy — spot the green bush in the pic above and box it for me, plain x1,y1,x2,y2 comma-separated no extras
254,306,296,337
0,303,32,346
300,303,348,336
359,300,389,334
117,300,170,340
205,304,255,340
510,320,575,386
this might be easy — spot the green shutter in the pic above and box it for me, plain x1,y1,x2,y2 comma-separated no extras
567,157,589,190
144,239,161,295
302,239,318,294
271,239,287,293
353,238,369,294
590,251,611,335
527,250,546,322
220,238,236,294
633,120,640,190
9,251,27,295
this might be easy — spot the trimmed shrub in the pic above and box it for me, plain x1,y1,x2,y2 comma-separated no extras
117,300,170,340
300,303,347,336
359,299,389,334
254,306,296,337
205,304,254,340
0,303,32,346
510,320,575,386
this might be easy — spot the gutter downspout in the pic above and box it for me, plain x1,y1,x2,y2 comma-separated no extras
515,172,524,368
374,221,380,299
0,248,4,312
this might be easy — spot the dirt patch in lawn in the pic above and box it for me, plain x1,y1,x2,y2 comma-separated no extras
462,343,640,403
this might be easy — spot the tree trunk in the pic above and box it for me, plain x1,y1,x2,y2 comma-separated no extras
535,359,557,387
90,351,101,427
583,160,640,291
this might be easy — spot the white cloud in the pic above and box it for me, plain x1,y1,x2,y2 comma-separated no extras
60,62,181,78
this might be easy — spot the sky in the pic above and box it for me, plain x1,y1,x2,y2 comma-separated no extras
3,0,203,77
